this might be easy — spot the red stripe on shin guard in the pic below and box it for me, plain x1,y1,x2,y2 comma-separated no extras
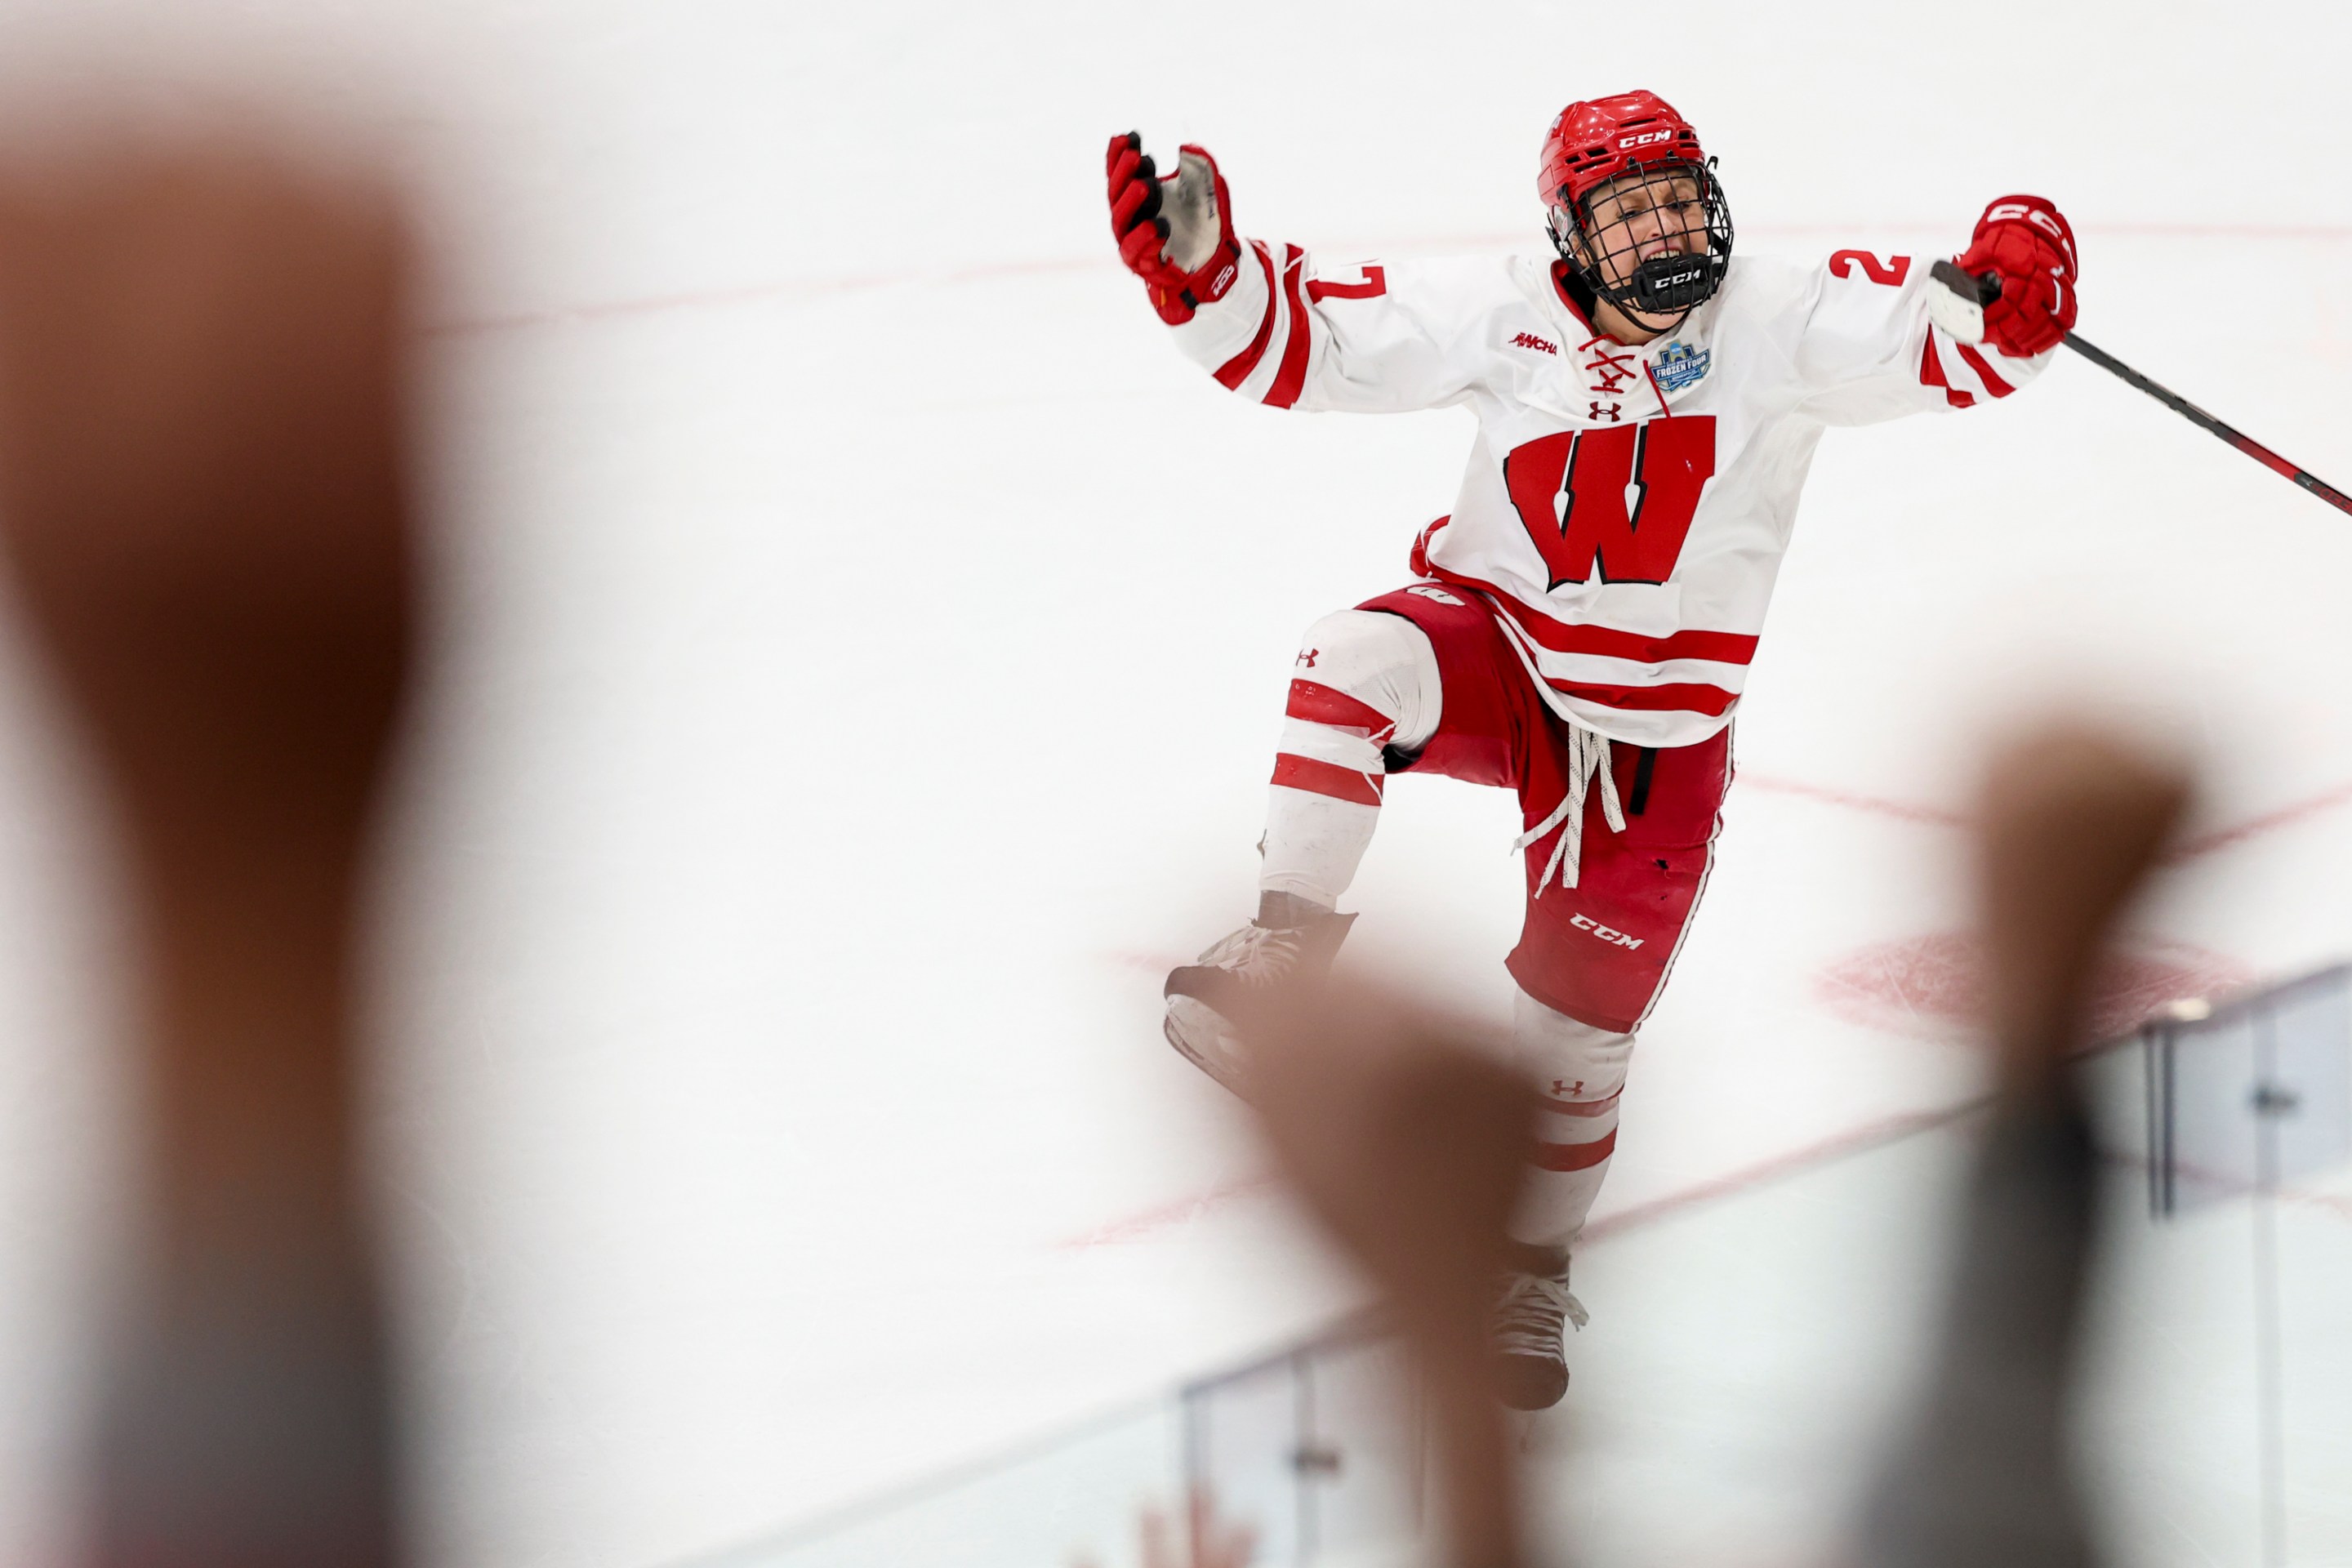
1539,1091,1622,1120
1272,752,1383,806
1533,1129,1618,1172
1285,679,1396,740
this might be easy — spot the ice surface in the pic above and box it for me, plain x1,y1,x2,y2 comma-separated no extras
0,0,2346,1565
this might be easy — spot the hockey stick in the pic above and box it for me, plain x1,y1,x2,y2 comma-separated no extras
1930,258,2352,518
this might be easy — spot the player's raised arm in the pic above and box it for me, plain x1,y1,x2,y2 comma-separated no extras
1791,195,2078,425
1105,132,1486,414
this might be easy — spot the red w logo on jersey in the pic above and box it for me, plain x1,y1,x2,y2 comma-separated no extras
1502,417,1717,589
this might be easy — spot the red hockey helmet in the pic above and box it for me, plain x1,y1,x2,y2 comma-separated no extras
1538,91,1707,210
1539,91,1733,321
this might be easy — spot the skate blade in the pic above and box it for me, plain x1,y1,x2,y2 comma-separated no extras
1162,998,1245,1095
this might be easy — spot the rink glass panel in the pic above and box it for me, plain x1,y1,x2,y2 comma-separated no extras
710,974,2352,1568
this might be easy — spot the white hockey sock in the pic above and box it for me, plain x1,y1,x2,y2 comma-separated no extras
1258,609,1440,911
1507,989,1635,1250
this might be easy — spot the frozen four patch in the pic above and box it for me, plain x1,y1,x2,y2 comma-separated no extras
1652,340,1710,394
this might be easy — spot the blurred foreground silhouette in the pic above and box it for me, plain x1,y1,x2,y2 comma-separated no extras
0,131,416,1568
1855,731,2185,1568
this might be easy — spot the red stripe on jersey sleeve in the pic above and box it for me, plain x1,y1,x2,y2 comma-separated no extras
1425,564,1760,666
1953,341,2016,399
1263,246,1313,409
1534,1129,1618,1171
1212,241,1282,390
1306,265,1386,302
1545,677,1740,717
1920,333,1976,409
1272,752,1384,805
1285,679,1396,740
1539,1090,1623,1119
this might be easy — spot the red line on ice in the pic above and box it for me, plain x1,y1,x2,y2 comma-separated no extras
1061,1101,1980,1253
428,222,2352,337
1067,1094,2352,1253
1578,1103,1980,1245
2163,777,2352,862
1058,1173,1279,1250
1736,773,1965,827
425,253,1104,336
1742,771,2352,862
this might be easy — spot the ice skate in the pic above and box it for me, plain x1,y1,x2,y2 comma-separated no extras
1162,892,1356,1091
1490,1242,1588,1411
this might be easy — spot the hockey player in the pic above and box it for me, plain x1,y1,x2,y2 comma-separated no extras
1106,92,2078,1409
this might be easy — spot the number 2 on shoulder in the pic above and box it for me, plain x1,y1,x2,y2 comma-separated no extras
1828,250,1910,287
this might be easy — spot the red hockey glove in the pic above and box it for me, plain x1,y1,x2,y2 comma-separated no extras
1106,132,1244,326
1956,194,2078,359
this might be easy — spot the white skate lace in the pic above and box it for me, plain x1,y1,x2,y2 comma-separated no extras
1509,722,1625,897
1195,921,1308,986
1492,1270,1590,1358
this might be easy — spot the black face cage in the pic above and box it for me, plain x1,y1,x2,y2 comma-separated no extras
1547,156,1733,321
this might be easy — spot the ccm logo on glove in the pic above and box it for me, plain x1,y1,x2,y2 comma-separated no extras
1955,194,2078,359
1984,201,2074,256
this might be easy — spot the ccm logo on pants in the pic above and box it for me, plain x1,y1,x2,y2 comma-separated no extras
1570,913,1644,950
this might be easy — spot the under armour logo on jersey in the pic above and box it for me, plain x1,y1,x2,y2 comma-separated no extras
1511,332,1558,356
1550,1078,1588,1098
1570,912,1643,949
1588,401,1624,422
1295,648,1319,668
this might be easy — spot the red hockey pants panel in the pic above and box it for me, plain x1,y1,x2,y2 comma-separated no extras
1356,582,1733,1034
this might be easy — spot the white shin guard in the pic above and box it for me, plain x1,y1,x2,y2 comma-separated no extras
1508,989,1635,1250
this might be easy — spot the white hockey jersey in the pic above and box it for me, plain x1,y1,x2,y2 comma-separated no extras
1167,238,2053,748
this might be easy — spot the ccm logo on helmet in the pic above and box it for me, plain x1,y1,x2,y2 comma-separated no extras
1617,128,1674,150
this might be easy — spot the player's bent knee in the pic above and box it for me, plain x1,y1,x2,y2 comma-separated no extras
1296,608,1431,684
1294,609,1441,746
